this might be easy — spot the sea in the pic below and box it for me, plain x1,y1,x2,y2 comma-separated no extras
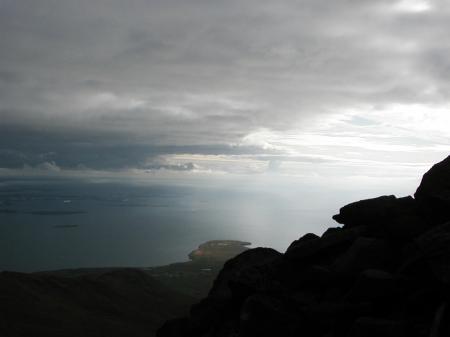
0,176,403,272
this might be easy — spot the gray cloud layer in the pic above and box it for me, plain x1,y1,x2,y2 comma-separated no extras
0,0,449,172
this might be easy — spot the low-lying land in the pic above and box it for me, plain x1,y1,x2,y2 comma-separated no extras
0,240,250,337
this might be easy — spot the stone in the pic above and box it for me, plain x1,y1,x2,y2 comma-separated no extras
321,227,342,237
379,214,429,240
156,318,189,337
228,259,285,301
429,303,447,337
239,294,302,337
286,233,319,251
415,155,450,224
345,269,399,303
208,248,281,300
332,195,397,227
306,302,373,337
188,297,231,336
348,317,406,337
285,226,368,263
332,238,396,274
414,221,450,284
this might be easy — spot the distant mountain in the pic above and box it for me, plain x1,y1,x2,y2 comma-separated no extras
158,155,450,337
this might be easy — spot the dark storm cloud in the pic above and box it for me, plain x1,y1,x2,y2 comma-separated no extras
0,124,281,170
0,0,448,171
145,163,196,172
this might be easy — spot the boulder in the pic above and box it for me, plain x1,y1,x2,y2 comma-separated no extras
156,318,189,337
208,248,281,300
429,303,447,337
289,233,320,247
188,297,231,336
332,238,396,274
321,227,342,237
378,214,429,240
295,265,336,288
285,226,368,263
332,196,425,239
415,155,450,224
239,294,302,337
348,317,405,337
332,195,397,227
227,259,286,301
414,221,450,284
305,301,373,336
345,269,400,303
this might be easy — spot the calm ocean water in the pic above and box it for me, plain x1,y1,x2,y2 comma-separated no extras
0,178,334,272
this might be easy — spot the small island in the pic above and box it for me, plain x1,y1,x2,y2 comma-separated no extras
188,240,251,262
146,240,251,298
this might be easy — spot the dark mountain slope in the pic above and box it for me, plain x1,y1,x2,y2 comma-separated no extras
0,268,195,337
0,240,250,337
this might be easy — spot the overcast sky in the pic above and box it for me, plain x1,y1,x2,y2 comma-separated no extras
0,0,449,191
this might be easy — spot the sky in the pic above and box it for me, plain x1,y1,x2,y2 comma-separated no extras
0,0,449,194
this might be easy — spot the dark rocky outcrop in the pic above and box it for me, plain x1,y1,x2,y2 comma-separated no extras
158,155,450,337
415,155,450,224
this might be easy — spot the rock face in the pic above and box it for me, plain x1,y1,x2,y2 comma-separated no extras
158,155,450,337
415,155,450,224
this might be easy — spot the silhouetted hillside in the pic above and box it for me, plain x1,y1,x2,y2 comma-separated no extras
0,268,194,337
158,155,450,337
0,240,250,337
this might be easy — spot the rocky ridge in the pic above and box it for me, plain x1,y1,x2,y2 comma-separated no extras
158,155,450,337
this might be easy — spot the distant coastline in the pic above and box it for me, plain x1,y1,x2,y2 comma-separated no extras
0,209,86,215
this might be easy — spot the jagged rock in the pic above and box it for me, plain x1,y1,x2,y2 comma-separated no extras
295,265,335,288
415,155,450,224
405,287,443,320
321,227,342,237
348,317,405,337
157,318,189,337
292,266,354,300
332,237,396,273
285,226,368,263
429,303,447,337
208,248,281,300
288,233,320,247
345,269,400,303
377,213,429,240
228,258,286,301
305,301,373,336
291,291,317,306
332,195,397,227
187,297,232,336
332,196,427,240
414,221,450,284
239,294,302,337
